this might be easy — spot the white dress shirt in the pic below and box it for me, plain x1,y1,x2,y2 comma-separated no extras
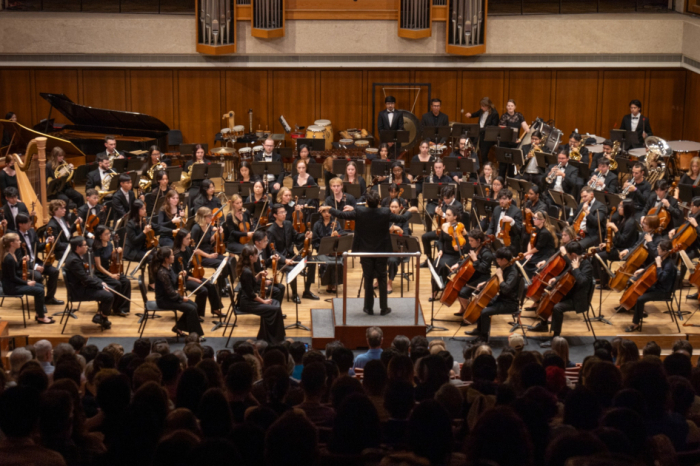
479,111,488,128
630,114,640,132
387,111,394,127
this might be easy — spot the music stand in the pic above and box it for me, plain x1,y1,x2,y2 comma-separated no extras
166,166,182,184
425,259,449,333
591,253,613,326
473,196,499,219
190,163,207,185
343,183,362,199
379,183,414,201
451,123,480,141
593,191,622,211
547,215,569,233
409,162,435,182
380,130,410,160
252,161,283,191
277,147,293,159
391,234,421,297
332,158,353,175
370,160,393,178
422,182,449,203
127,248,155,280
678,185,700,205
225,181,253,198
296,138,325,151
291,186,321,205
206,163,223,179
47,178,66,197
318,234,354,299
421,125,452,145
485,127,517,146
284,258,310,331
495,146,525,169
569,160,590,181
615,157,633,177
112,158,127,173
610,129,639,150
506,177,533,207
126,158,143,172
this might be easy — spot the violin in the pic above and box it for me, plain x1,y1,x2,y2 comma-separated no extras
109,233,124,275
448,222,467,250
606,207,617,253
647,182,677,233
192,253,205,279
258,197,271,227
73,208,83,236
172,202,185,238
463,253,525,324
292,196,306,234
436,199,447,228
302,222,312,258
342,194,355,231
44,227,56,267
86,205,105,234
238,207,252,245
608,241,649,292
441,235,495,307
526,251,567,300
177,257,186,297
212,207,226,255
618,245,681,311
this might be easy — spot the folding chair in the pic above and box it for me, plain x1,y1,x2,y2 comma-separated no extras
137,274,180,340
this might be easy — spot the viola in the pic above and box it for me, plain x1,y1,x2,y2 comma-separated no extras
441,235,495,307
524,208,533,235
618,245,681,310
44,227,56,267
462,253,525,324
436,199,447,228
212,209,226,256
448,222,466,249
192,253,205,279
606,207,617,253
647,183,677,233
86,205,105,234
109,233,124,275
292,196,306,234
342,194,355,231
238,208,252,244
301,222,312,258
609,241,649,292
526,252,567,300
529,231,537,249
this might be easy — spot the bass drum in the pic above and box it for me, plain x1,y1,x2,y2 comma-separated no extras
314,119,333,150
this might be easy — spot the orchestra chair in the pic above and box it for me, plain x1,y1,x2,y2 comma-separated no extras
639,268,683,334
225,261,260,348
0,282,30,328
136,274,180,341
584,285,597,340
59,269,101,334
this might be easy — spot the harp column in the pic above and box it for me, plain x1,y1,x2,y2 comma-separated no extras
36,137,48,224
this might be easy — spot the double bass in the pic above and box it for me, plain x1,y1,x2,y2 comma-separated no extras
462,253,525,324
440,235,495,307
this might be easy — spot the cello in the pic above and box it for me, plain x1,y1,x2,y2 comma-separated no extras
462,253,525,324
535,249,597,320
670,213,699,251
526,251,567,300
606,207,617,253
618,244,680,311
441,235,495,307
608,241,649,292
646,182,677,233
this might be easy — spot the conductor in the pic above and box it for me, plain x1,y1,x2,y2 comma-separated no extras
320,190,412,316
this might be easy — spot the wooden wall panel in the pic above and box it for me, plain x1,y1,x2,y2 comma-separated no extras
81,70,128,112
177,70,222,145
647,69,686,142
553,70,599,136
271,70,316,136
599,70,646,139
367,70,412,136
684,71,700,142
33,70,79,125
319,71,364,139
224,70,269,136
130,70,176,130
414,70,459,124
0,69,34,126
459,71,505,124
507,70,553,125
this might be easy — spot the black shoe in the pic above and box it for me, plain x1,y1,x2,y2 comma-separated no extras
363,308,374,316
200,337,206,343
429,296,438,302
625,324,641,333
529,322,548,333
113,310,129,317
198,317,205,323
467,335,487,344
540,340,552,348
643,311,648,318
45,298,64,305
453,311,464,317
596,284,611,290
302,291,320,300
291,295,301,304
460,320,471,327
282,314,287,319
524,306,538,311
380,308,391,316
220,289,230,298
464,329,481,336
91,314,103,325
420,260,430,269
688,293,699,300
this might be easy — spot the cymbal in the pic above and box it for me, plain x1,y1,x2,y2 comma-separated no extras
211,147,236,155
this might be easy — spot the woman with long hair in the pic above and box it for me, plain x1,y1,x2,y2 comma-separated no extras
497,99,530,178
0,154,17,204
92,225,131,317
184,144,210,197
342,161,367,201
139,145,169,193
680,156,700,186
237,161,258,184
464,97,500,166
46,146,85,207
236,244,285,343
295,144,315,166
246,180,267,205
430,206,465,300
522,211,558,278
155,190,185,247
224,194,252,254
193,179,222,213
191,206,231,296
594,199,638,290
152,246,205,338
124,200,152,261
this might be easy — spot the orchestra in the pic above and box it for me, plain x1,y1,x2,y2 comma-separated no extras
5,94,700,346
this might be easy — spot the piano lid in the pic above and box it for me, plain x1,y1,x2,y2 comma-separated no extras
40,93,170,134
1,119,86,158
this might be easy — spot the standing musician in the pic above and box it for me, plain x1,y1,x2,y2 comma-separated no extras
191,206,232,297
530,242,594,347
0,155,18,206
429,206,466,301
237,161,260,184
497,99,529,178
594,199,639,291
254,138,285,196
321,189,412,316
445,135,479,182
125,200,153,262
2,233,53,324
86,154,115,191
225,194,253,255
679,157,700,186
152,247,205,339
465,247,522,343
46,147,85,208
46,199,81,259
588,159,619,193
193,179,222,213
76,189,105,240
325,177,356,212
619,99,653,149
520,131,545,186
522,211,558,278
15,214,62,306
173,229,225,319
380,183,409,210
146,171,172,215
96,135,125,161
641,180,683,235
312,206,345,294
139,145,169,193
561,132,590,166
420,98,450,129
546,149,580,198
464,97,500,166
625,239,676,333
267,204,318,303
2,187,30,232
155,190,184,248
236,244,286,344
621,163,652,219
92,226,131,318
411,140,436,207
487,190,523,255
387,198,413,295
378,96,404,135
342,161,367,202
421,185,463,267
112,174,138,221
569,187,607,250
64,237,114,330
451,230,494,319
184,144,210,197
252,230,285,305
423,159,454,233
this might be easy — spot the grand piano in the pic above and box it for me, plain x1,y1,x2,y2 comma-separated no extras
34,93,170,160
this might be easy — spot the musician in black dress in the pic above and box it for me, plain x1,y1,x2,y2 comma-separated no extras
679,157,700,186
191,206,231,295
569,187,608,250
453,230,494,320
155,190,184,248
423,159,454,233
123,201,152,263
237,161,260,184
522,212,558,278
487,190,523,255
225,194,253,255
152,246,205,338
641,180,683,235
236,245,286,344
464,97,500,166
184,144,210,198
594,199,639,290
421,185,463,266
0,154,18,205
112,173,137,221
497,99,529,178
2,187,29,233
46,146,84,208
246,180,268,205
312,207,345,294
671,197,700,298
193,179,222,214
618,215,663,272
465,247,522,343
410,140,435,207
478,162,496,190
139,146,169,193
46,199,81,259
145,170,172,216
15,213,62,306
173,229,225,319
277,188,300,222
292,159,319,223
295,144,316,167
341,161,367,202
92,226,131,318
429,206,466,300
619,99,653,149
2,233,52,324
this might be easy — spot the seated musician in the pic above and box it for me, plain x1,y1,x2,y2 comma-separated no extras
85,154,117,202
588,159,619,193
389,162,412,187
237,161,260,184
277,187,302,222
2,232,53,324
92,226,131,318
46,147,85,208
625,239,677,333
423,158,453,233
295,144,316,166
191,206,232,297
411,140,436,206
522,212,558,278
225,194,253,255
312,206,345,294
252,230,285,305
465,247,522,344
254,138,284,196
387,198,413,295
380,183,409,210
445,135,479,182
479,162,495,188
236,244,287,344
184,144,210,197
594,199,639,291
77,189,105,241
561,132,589,166
520,131,545,186
15,213,62,306
152,246,205,339
64,236,115,330
422,185,463,267
112,174,137,221
546,149,580,198
139,145,169,192
670,197,700,299
622,163,652,219
46,199,81,259
522,185,548,248
124,200,153,262
452,230,494,320
679,156,700,186
325,177,356,211
146,170,172,215
641,180,682,235
292,160,319,223
589,139,613,171
341,161,367,202
429,206,466,301
618,215,663,276
529,241,594,347
267,204,318,302
96,135,125,160
173,229,225,319
487,190,523,255
193,179,222,214
246,180,269,206
155,190,184,248
569,187,607,250
367,143,392,162
2,187,30,232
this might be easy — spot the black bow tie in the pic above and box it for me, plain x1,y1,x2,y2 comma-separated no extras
632,116,639,120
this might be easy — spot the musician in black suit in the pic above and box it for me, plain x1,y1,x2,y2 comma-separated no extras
325,177,356,211
621,163,652,219
46,199,81,259
85,154,117,191
530,242,594,346
594,199,640,290
486,190,523,255
252,230,285,304
64,236,114,330
619,99,653,149
545,149,580,199
322,189,412,316
560,132,590,166
254,138,285,195
420,98,449,129
77,189,105,243
641,179,683,235
589,140,615,171
377,96,404,134
112,173,136,221
15,214,62,305
1,187,29,232
95,135,125,160
569,187,608,250
588,159,619,194
464,97,500,166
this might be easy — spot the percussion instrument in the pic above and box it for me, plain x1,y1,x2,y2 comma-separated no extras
306,125,325,141
211,147,235,156
239,147,252,162
314,119,333,150
529,118,563,153
220,127,230,138
339,138,354,147
233,125,245,138
365,147,378,159
291,131,304,142
587,144,604,154
583,134,606,145
669,140,700,172
211,147,237,177
627,147,647,161
340,128,369,140
354,139,370,149
253,145,264,158
428,142,448,155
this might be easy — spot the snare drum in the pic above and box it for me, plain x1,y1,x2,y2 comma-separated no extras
239,147,252,161
627,147,647,161
306,125,325,142
669,140,700,172
365,148,379,159
354,140,370,149
314,119,333,150
220,128,231,139
339,138,354,147
233,125,245,138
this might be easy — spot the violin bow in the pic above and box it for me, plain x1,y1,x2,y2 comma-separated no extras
186,221,213,269
148,187,161,227
44,228,64,261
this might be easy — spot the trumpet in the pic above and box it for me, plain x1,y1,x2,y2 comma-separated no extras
619,180,635,199
588,171,604,189
546,163,564,184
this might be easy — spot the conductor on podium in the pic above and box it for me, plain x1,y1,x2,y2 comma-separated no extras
320,190,411,316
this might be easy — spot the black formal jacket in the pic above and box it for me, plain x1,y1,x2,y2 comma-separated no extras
15,228,47,268
155,266,184,307
85,168,105,190
225,210,252,247
76,202,105,227
495,264,521,304
377,110,404,132
520,143,545,175
487,204,523,249
46,216,76,257
64,251,104,300
626,179,652,214
267,221,305,259
643,194,683,231
561,144,590,166
112,189,135,220
2,201,29,232
560,257,594,314
524,199,547,215
590,170,619,194
620,114,653,146
546,163,579,195
1,253,30,294
466,109,500,133
312,219,344,251
569,200,608,243
125,218,148,261
456,245,494,285
254,152,282,163
612,216,640,251
329,206,411,253
648,255,677,295
420,112,449,128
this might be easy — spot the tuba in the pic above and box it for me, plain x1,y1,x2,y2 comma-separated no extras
645,136,671,187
